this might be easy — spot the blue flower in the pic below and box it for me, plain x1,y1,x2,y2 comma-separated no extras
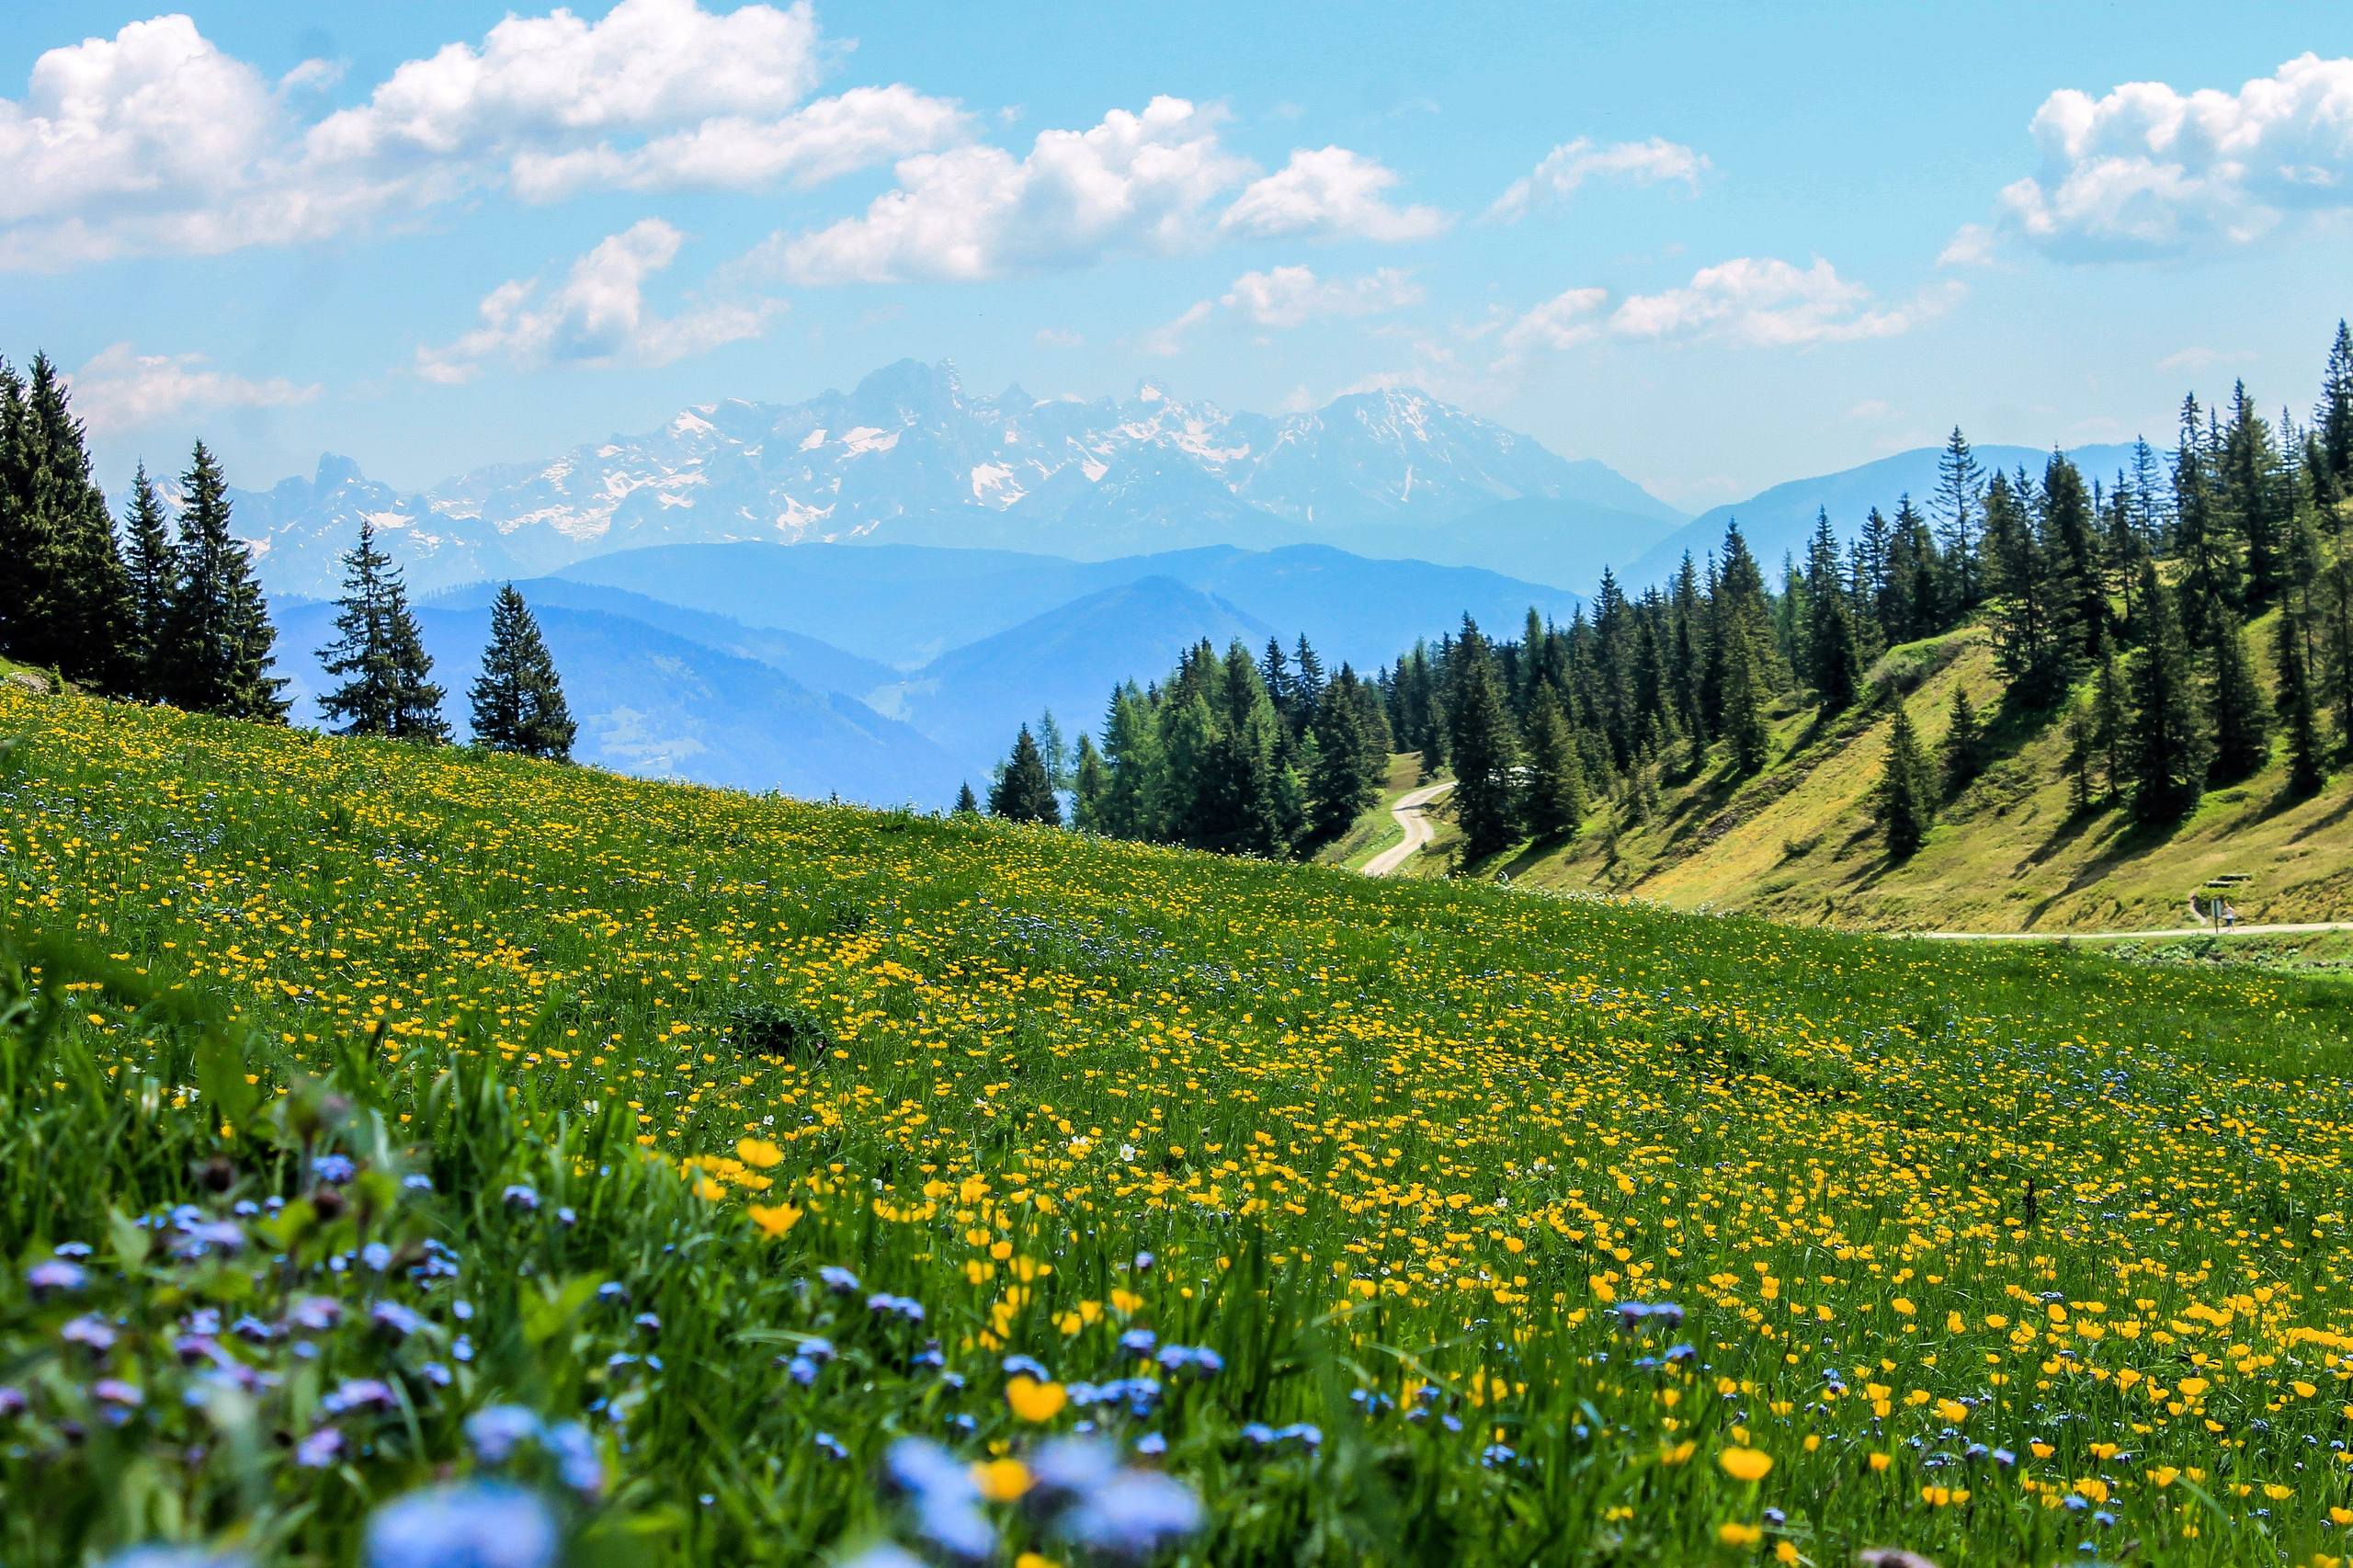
813,1431,850,1461
28,1258,87,1296
98,1550,252,1568
818,1265,860,1295
1055,1470,1202,1559
501,1185,540,1213
370,1301,425,1339
295,1427,345,1469
543,1421,604,1497
315,1154,358,1184
466,1405,542,1463
883,1437,993,1560
364,1483,558,1568
1118,1328,1157,1359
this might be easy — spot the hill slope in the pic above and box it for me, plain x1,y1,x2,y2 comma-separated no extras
3,680,2349,1564
1363,616,2353,935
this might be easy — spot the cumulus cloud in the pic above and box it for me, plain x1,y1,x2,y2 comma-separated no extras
771,97,1254,282
1936,222,1997,268
64,343,320,432
1142,265,1420,355
1218,147,1449,241
1488,136,1709,220
0,1,958,268
415,220,779,382
1494,258,1956,369
1996,53,2353,257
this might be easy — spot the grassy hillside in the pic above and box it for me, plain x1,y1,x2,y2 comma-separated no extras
1361,615,2353,936
5,683,2353,1564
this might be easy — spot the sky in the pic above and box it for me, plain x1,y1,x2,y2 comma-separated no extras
5,0,2351,511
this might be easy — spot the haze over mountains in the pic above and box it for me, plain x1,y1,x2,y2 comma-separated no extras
239,356,2180,809
232,360,1684,601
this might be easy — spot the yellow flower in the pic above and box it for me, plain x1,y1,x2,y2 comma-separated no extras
746,1201,802,1237
1934,1398,1969,1425
2148,1466,2179,1488
1868,1452,1892,1473
1006,1375,1067,1423
1016,1556,1061,1568
1719,1521,1763,1547
972,1457,1033,1501
1720,1447,1773,1483
736,1137,784,1168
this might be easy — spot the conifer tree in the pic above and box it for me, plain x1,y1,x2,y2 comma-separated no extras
470,584,575,759
162,441,288,722
0,354,131,688
1802,510,1861,713
2063,701,2096,812
2126,562,2210,824
2275,587,2326,797
1290,633,1325,735
120,464,180,702
1932,426,1984,610
1036,710,1071,791
316,520,401,738
2171,394,2241,646
1876,704,1934,858
2206,609,2268,784
2219,381,2284,608
1519,684,1586,841
952,781,980,815
1939,686,1987,801
383,574,449,743
1071,732,1108,829
2091,653,2128,804
2319,319,2353,490
1446,618,1522,858
2040,451,2106,664
989,725,1062,824
1097,687,1165,840
1984,469,2063,706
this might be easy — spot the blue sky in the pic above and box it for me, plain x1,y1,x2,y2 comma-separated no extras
6,0,2351,509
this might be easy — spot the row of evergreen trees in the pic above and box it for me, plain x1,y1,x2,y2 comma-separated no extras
973,635,1393,858
0,349,578,761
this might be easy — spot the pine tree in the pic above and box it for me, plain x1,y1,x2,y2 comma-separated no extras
470,584,575,759
383,574,449,743
2275,587,2326,797
1711,525,1772,774
2039,450,2106,664
0,354,131,688
316,520,401,738
1984,469,2063,706
2206,609,2269,784
1305,676,1379,842
1519,684,1586,841
1071,732,1108,829
1290,633,1325,735
2318,319,2353,490
2171,394,2241,646
2126,562,2210,824
1876,704,1934,859
120,464,179,702
989,725,1062,824
1939,686,1987,801
1932,426,1984,609
162,441,288,722
952,782,980,815
1446,618,1522,858
2090,653,2128,804
1804,510,1861,713
2219,381,2285,608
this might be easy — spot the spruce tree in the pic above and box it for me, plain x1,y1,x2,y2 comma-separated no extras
1519,684,1586,841
470,584,575,759
1804,510,1861,713
1305,672,1381,843
2206,609,2269,784
2039,451,2106,665
2126,562,2210,824
2219,381,2284,608
2318,319,2353,490
162,441,288,722
952,782,980,815
0,354,131,688
2275,589,2326,797
2063,701,2096,812
383,574,449,743
1938,686,1987,801
1097,687,1165,840
2090,653,2128,804
1071,733,1108,830
1876,704,1934,859
1932,426,1984,610
120,464,180,703
316,520,401,738
1446,618,1522,858
1984,470,2063,706
989,725,1062,824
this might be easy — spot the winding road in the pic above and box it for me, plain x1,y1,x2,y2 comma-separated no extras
1363,779,1454,878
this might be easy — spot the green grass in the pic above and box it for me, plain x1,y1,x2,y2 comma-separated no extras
6,684,2353,1565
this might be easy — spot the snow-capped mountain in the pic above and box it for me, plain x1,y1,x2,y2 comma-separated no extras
233,360,1684,599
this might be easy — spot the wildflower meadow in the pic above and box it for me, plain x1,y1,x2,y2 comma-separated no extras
4,684,2353,1566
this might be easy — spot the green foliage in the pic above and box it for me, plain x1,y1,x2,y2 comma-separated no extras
988,723,1061,824
1875,703,1935,858
471,583,576,760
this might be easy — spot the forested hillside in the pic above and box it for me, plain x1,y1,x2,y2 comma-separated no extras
1030,324,2353,934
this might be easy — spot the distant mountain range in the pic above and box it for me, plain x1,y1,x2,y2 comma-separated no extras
231,360,1686,600
266,540,1586,806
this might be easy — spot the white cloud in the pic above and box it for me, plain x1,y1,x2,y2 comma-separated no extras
1936,222,1997,267
1218,147,1449,242
1034,326,1085,348
0,2,955,268
1997,53,2353,256
1221,265,1420,327
2156,346,2256,373
1488,136,1708,220
415,220,779,382
773,97,1254,282
1609,256,1950,347
64,343,319,432
1495,286,1609,366
1142,265,1421,355
1493,258,1957,370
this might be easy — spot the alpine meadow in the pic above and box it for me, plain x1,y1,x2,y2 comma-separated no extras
6,4,2353,1566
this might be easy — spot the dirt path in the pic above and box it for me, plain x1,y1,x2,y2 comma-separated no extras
1363,780,1454,878
1909,920,2353,941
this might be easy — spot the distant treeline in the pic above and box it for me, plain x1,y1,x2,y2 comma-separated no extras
992,320,2353,864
